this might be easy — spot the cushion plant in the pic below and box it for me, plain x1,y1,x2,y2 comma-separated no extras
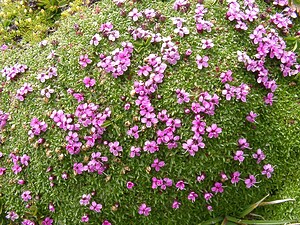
0,0,299,224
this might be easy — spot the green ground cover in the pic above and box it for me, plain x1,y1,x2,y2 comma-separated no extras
0,0,299,224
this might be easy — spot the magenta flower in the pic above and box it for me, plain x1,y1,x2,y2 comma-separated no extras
0,167,6,176
109,141,123,156
197,173,206,182
79,54,92,68
6,211,19,221
188,191,198,202
262,164,274,178
201,39,214,49
127,125,139,139
83,77,96,88
42,217,53,225
172,200,181,209
21,191,32,202
231,171,241,184
234,150,245,163
238,138,250,149
245,175,257,188
129,146,141,158
175,89,190,104
211,182,224,193
128,8,142,22
90,34,101,46
206,124,222,138
151,158,165,172
207,205,213,211
127,181,135,189
102,220,112,225
252,149,266,164
22,219,35,225
204,192,213,201
1,44,8,51
174,26,189,37
246,111,257,123
79,194,91,206
81,214,89,223
90,201,102,212
138,203,151,216
175,180,186,190
264,93,274,106
73,162,87,175
49,203,55,212
220,70,233,83
196,55,209,70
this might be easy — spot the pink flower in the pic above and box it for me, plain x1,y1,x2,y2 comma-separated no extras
90,201,102,212
211,182,224,193
127,181,135,189
196,55,209,69
83,77,96,88
81,214,89,223
79,54,92,68
207,205,213,211
49,203,55,212
246,111,257,123
201,39,214,49
188,191,198,202
151,158,165,172
204,192,213,201
129,146,141,158
102,220,112,225
109,141,123,156
80,194,91,206
21,191,32,202
128,8,142,22
90,34,101,46
206,124,222,138
42,217,53,225
245,175,257,188
262,164,274,178
6,211,19,221
138,203,151,216
264,93,274,106
234,150,245,163
175,180,186,190
231,171,241,184
172,200,181,209
220,70,233,83
252,149,266,164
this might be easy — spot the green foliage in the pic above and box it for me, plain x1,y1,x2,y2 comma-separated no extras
0,0,84,45
0,0,299,224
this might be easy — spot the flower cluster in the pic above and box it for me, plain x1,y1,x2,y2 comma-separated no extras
1,63,28,81
270,7,297,30
97,42,133,78
152,177,173,190
239,24,299,105
175,89,190,104
195,4,213,33
28,117,48,138
37,67,58,82
16,83,33,101
161,37,181,65
99,22,120,42
0,111,9,130
171,17,189,37
173,0,190,13
226,0,260,31
9,152,30,175
222,83,250,102
73,152,108,175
